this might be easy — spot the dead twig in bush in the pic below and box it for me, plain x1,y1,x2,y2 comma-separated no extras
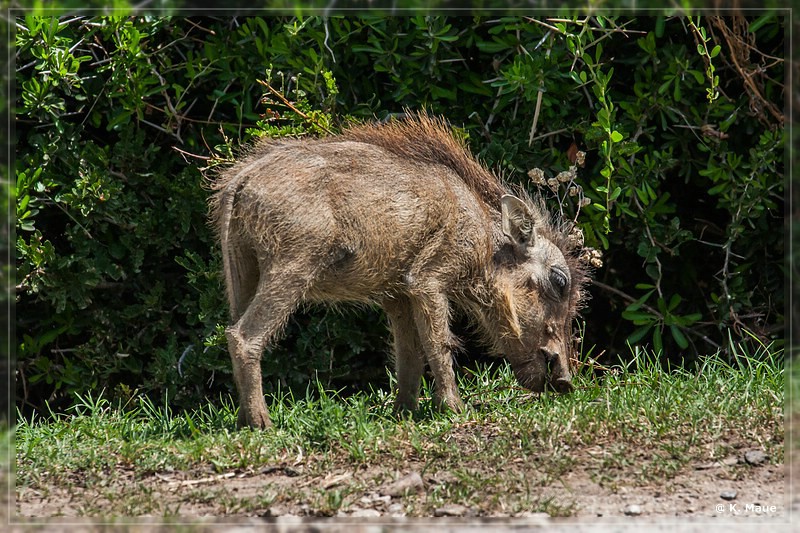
710,16,784,128
256,79,333,135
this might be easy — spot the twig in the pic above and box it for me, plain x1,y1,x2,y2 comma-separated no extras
184,18,216,35
323,18,336,64
592,279,656,314
529,127,570,143
256,79,333,135
484,84,504,135
570,353,613,373
524,17,564,35
528,88,544,146
710,16,784,127
172,146,211,162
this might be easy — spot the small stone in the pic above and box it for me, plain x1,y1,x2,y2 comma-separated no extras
744,450,768,465
388,503,405,514
516,511,551,520
434,503,468,517
380,471,424,497
350,508,382,518
430,470,458,486
265,505,288,517
623,504,642,516
720,490,737,501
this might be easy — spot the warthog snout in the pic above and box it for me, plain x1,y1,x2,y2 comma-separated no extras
550,377,574,393
542,348,574,394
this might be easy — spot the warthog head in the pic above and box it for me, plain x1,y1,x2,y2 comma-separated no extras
481,193,588,395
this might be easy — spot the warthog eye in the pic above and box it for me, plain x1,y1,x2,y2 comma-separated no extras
549,267,568,299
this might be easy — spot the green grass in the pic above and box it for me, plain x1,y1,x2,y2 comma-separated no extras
789,352,800,414
1,423,10,515
15,345,785,518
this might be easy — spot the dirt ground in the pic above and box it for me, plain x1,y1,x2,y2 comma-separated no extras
9,442,794,530
6,410,795,530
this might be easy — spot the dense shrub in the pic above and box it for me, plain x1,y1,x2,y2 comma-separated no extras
15,14,784,413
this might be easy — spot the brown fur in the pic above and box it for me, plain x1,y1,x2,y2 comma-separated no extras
210,112,589,429
338,112,506,206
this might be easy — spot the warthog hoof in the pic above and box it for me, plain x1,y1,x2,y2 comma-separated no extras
393,396,419,414
435,394,465,414
237,407,273,430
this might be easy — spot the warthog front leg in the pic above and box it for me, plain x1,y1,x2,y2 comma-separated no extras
411,291,465,413
383,295,425,412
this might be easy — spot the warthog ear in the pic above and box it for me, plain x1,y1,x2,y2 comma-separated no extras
501,194,537,249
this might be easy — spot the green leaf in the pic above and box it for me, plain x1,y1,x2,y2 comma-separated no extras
655,17,665,38
688,70,705,85
645,264,660,281
629,289,655,312
107,110,133,130
627,325,652,345
610,131,623,143
597,108,610,129
635,186,649,205
653,326,663,354
709,45,721,58
748,14,773,33
681,313,703,325
670,325,689,349
18,194,30,214
621,309,656,325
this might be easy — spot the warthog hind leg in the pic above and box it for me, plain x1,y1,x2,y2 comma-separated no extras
227,259,321,429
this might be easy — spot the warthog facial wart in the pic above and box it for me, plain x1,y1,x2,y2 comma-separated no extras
209,112,591,429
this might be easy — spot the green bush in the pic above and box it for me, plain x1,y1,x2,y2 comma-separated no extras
15,15,784,414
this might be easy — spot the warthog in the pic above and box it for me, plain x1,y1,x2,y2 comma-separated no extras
210,113,589,429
